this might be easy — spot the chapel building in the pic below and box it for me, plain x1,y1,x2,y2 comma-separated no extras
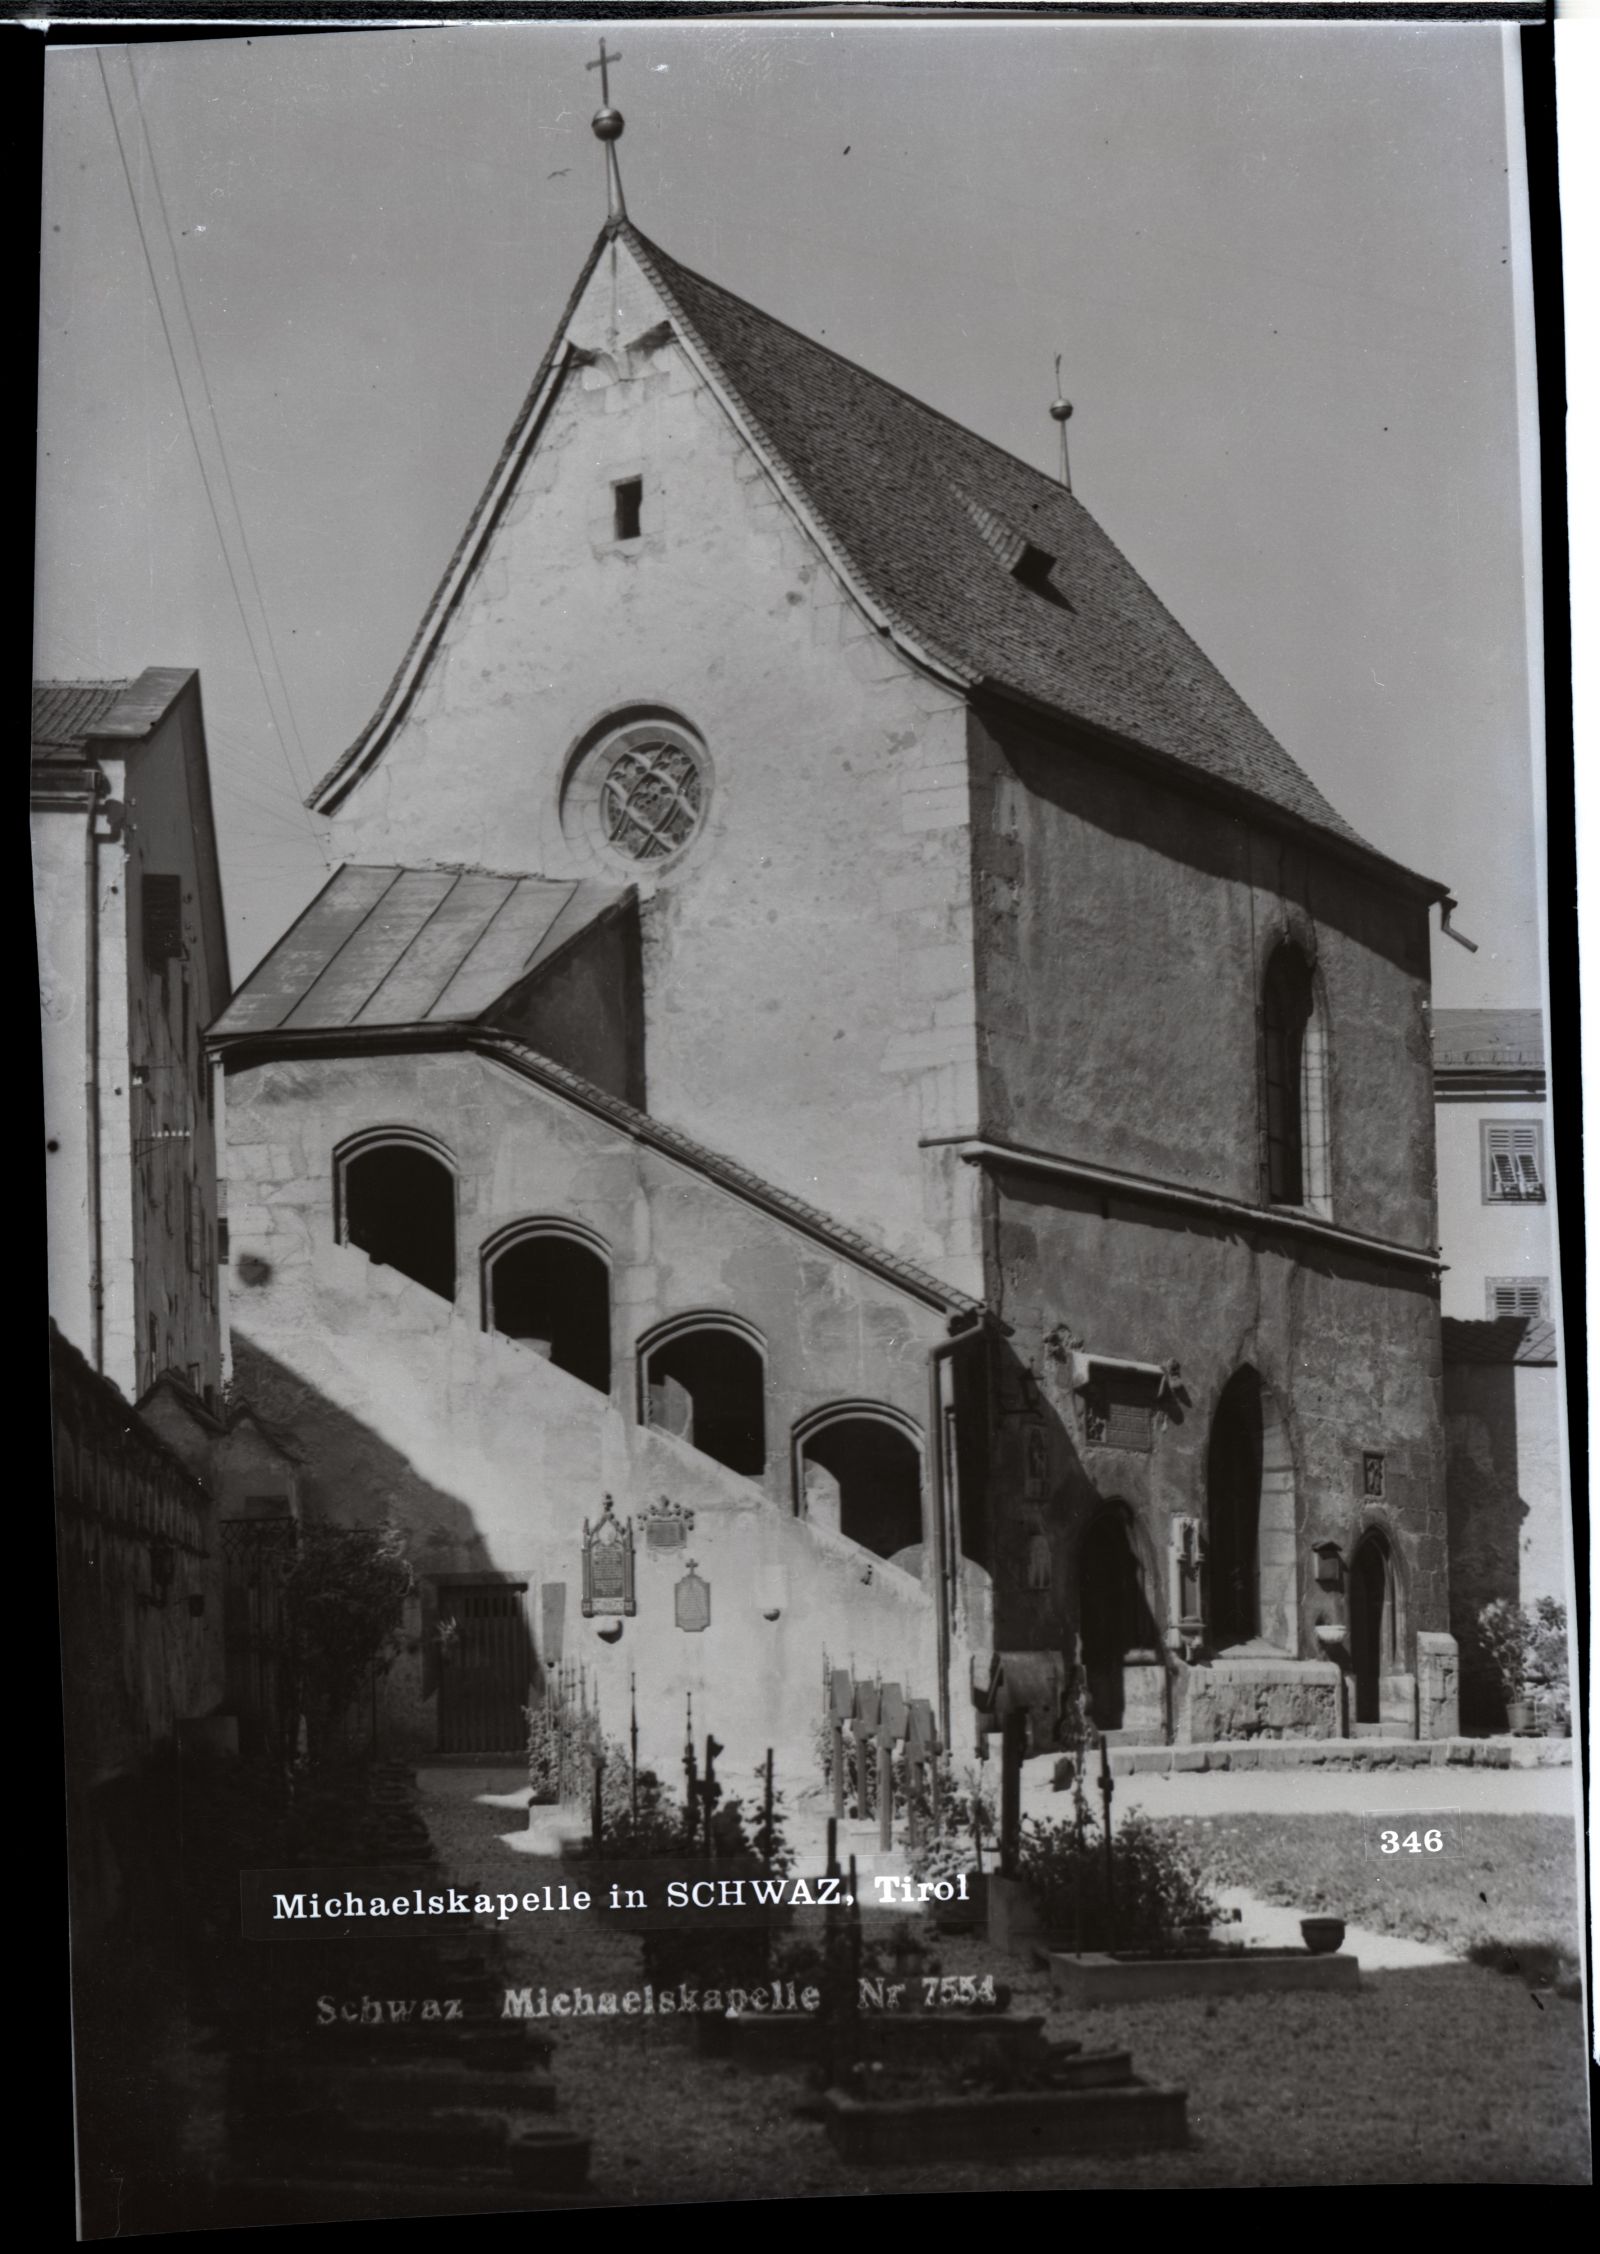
209,217,1459,1773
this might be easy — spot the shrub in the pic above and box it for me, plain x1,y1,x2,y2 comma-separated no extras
907,1774,995,1892
1474,1598,1570,1726
279,1524,414,1761
1017,1807,1218,1948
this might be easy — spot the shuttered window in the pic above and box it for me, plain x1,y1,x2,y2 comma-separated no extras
1487,1277,1547,1318
1482,1121,1544,1202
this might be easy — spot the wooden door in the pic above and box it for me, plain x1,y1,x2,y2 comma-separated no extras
437,1582,531,1753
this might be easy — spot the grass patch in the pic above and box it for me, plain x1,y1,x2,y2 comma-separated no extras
1160,1811,1581,1967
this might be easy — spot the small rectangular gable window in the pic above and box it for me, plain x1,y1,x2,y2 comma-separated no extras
613,478,643,541
1482,1121,1544,1202
143,874,184,966
1487,1277,1547,1318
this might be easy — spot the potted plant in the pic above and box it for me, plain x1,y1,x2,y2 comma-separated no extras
1475,1598,1570,1735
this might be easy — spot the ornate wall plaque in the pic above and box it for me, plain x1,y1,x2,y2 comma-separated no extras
641,1495,696,1552
581,1495,636,1618
674,1560,711,1632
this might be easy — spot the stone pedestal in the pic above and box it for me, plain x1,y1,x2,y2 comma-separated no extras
1379,1671,1418,1734
1120,1659,1169,1741
1175,1658,1342,1742
985,1874,1041,1954
1416,1633,1460,1740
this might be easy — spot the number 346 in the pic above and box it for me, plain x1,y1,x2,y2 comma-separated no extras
1380,1828,1444,1854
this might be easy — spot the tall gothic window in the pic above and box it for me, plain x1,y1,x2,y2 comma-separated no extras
1262,944,1329,1211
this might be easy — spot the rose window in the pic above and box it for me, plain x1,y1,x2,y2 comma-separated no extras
600,738,705,862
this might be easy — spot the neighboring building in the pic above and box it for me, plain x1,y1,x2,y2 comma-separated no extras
50,1322,224,1950
33,671,231,1406
1433,1007,1566,1724
1432,1009,1551,1322
33,670,268,1936
208,215,1459,1775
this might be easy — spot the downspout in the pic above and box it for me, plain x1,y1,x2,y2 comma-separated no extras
85,798,104,1373
927,1310,987,1751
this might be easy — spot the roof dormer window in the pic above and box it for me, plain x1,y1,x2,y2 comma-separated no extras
1012,542,1070,609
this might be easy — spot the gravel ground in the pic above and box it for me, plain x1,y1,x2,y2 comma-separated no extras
417,1771,1593,2199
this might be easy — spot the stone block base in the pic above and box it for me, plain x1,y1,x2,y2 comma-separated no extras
984,1874,1041,1954
1177,1658,1341,1743
1049,1950,1361,2006
821,2079,1189,2162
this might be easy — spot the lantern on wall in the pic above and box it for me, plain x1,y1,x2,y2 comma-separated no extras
1313,1541,1344,1592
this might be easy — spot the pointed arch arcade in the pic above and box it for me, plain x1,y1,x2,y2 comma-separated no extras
792,1402,926,1570
481,1219,613,1396
334,1128,458,1302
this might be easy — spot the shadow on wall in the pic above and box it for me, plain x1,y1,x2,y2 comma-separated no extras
230,1335,540,1757
1443,1355,1529,1731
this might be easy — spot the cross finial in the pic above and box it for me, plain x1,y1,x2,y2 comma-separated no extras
1049,353,1075,492
586,39,620,104
587,40,627,222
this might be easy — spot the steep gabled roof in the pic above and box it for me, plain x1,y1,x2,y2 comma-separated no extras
310,220,1443,897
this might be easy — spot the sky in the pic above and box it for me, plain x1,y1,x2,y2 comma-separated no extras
35,18,1544,1010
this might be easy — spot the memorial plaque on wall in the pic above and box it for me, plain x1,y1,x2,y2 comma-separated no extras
581,1497,636,1618
674,1562,711,1632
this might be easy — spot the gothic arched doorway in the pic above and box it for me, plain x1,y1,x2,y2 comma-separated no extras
1078,1505,1158,1731
1206,1367,1298,1654
1349,1530,1395,1725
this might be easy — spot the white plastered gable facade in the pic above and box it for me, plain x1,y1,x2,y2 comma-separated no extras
322,232,983,1292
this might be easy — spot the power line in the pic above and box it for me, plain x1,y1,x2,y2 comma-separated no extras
95,48,330,868
122,48,322,808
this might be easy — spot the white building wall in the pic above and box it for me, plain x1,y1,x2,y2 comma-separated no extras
1434,1095,1554,1319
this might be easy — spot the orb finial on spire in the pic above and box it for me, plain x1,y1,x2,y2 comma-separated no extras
586,39,627,222
1050,354,1074,492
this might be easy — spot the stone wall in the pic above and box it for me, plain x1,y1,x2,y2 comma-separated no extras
1444,1352,1568,1727
979,1171,1450,1682
223,1047,985,1778
967,705,1437,1250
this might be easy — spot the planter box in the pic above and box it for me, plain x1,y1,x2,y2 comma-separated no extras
821,2079,1188,2163
696,2010,1050,2071
1050,1949,1361,2006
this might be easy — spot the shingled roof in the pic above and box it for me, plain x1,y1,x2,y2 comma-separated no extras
32,680,130,766
1441,1314,1558,1368
627,227,1382,860
309,223,1445,898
